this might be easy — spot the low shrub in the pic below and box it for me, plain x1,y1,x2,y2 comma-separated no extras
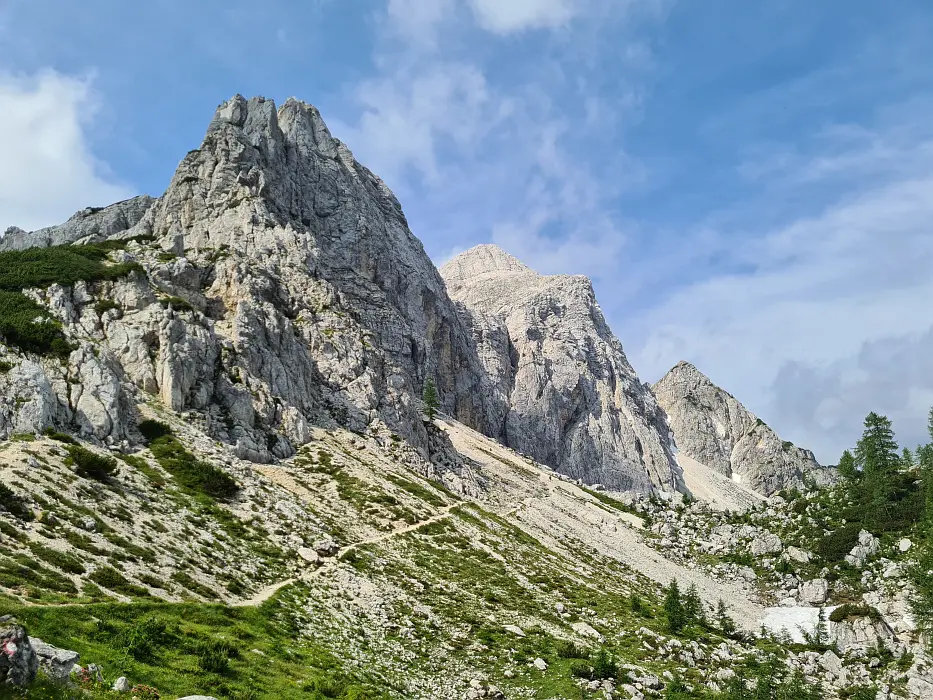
0,290,72,357
829,604,881,623
138,419,173,442
67,445,118,481
0,483,33,521
556,640,589,659
149,435,237,499
28,543,86,574
118,616,172,661
815,523,861,562
89,565,149,598
194,638,237,674
43,427,76,444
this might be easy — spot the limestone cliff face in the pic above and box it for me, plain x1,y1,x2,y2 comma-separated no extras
0,196,155,251
653,361,837,495
0,95,498,471
440,245,683,493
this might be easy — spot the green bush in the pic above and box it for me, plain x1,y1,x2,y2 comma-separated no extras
42,427,76,444
0,242,141,356
149,435,237,499
193,638,238,674
118,616,171,661
590,648,617,680
0,483,33,521
829,604,881,623
556,640,588,659
94,299,122,316
89,565,149,597
67,445,118,481
138,419,173,442
28,543,86,574
0,243,141,291
0,290,73,357
816,523,862,562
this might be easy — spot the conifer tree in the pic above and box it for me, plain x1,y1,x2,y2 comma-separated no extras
837,449,858,482
717,598,736,636
683,583,705,626
664,579,685,634
422,378,439,421
855,412,900,522
903,447,917,469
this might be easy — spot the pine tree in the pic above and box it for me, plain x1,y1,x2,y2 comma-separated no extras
717,598,736,636
629,592,645,616
422,378,439,421
664,579,685,634
855,412,900,523
814,607,828,647
903,447,917,469
837,449,858,482
682,583,705,627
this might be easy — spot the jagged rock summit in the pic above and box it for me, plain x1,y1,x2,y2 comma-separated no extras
0,94,499,477
653,361,837,495
441,244,683,493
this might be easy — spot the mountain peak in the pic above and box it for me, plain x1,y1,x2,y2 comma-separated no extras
654,361,835,495
440,244,534,284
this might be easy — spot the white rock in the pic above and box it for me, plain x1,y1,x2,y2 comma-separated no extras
533,657,548,671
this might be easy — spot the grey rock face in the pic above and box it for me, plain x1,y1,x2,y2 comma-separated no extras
440,244,682,493
653,361,837,495
0,616,38,686
0,196,155,251
0,96,498,469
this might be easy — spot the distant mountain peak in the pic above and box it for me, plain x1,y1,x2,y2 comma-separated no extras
654,362,836,495
441,244,534,283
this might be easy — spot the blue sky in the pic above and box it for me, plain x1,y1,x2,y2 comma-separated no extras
2,0,933,463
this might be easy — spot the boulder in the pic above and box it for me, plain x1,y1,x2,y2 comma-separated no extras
785,546,811,564
845,530,880,566
312,539,340,557
30,637,80,681
798,579,829,605
0,616,38,686
750,532,782,556
832,615,894,653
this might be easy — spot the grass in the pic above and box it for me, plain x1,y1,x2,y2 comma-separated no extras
0,592,388,699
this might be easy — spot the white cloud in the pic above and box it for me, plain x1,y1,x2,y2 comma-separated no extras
467,0,575,34
627,121,933,463
334,62,494,186
0,71,132,233
385,0,456,46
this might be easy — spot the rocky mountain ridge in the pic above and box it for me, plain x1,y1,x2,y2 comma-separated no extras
0,95,689,498
0,93,929,700
654,361,837,495
441,244,682,494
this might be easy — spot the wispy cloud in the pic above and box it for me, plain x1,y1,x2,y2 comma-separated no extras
628,104,933,462
467,0,576,34
0,71,133,233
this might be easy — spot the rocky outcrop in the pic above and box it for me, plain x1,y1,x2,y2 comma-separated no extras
0,96,499,467
440,244,682,493
0,196,155,251
653,361,836,495
0,617,38,686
